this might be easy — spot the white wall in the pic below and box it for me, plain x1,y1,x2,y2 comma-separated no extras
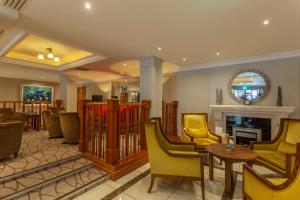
163,57,300,130
84,82,112,101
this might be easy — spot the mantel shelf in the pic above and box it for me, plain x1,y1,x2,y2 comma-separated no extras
210,105,295,115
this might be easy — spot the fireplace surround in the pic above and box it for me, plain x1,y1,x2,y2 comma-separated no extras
210,105,295,139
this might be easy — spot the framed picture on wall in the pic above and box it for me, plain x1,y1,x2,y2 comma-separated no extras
21,84,54,102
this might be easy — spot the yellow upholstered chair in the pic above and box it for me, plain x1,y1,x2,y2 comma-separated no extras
151,117,197,152
250,118,300,177
181,113,221,149
243,143,300,200
145,120,205,200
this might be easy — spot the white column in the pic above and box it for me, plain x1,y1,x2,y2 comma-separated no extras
60,75,77,112
139,56,163,117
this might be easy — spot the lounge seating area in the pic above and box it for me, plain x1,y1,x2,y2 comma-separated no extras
0,1,300,199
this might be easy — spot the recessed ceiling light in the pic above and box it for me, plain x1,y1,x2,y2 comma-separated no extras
77,72,81,75
123,63,127,66
182,58,187,62
37,53,44,60
158,47,162,51
263,19,270,26
216,52,221,56
125,80,128,83
84,2,92,10
54,57,60,62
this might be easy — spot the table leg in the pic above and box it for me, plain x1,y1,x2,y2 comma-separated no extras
224,160,233,194
209,153,214,180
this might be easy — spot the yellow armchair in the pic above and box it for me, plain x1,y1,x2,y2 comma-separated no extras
151,117,197,152
181,113,221,149
250,118,300,176
145,120,205,199
243,143,300,200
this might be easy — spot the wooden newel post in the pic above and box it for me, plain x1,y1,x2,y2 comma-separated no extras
172,101,178,136
106,100,120,164
78,99,91,152
141,100,151,150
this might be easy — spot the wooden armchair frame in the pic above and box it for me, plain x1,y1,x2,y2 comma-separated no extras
243,143,300,200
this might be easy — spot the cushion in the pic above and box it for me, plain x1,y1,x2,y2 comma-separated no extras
194,138,217,146
187,128,208,138
255,150,286,170
184,115,207,129
266,178,287,185
285,121,300,144
277,141,296,154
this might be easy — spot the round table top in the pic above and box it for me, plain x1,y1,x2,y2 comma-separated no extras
205,144,257,162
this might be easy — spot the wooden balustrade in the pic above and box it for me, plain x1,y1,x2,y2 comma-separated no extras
162,101,178,137
0,100,62,114
78,99,151,180
0,100,62,129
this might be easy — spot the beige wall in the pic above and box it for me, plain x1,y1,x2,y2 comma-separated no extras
0,77,60,101
163,57,300,131
84,82,112,101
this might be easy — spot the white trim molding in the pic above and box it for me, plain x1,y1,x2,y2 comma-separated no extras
181,49,300,71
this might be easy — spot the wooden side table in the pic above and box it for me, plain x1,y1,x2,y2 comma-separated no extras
205,144,257,194
25,113,41,132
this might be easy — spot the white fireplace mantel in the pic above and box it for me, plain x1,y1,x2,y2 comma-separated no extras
210,105,296,139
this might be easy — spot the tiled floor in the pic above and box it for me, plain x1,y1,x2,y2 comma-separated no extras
76,161,275,200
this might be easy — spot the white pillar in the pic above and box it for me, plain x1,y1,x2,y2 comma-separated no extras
60,75,77,112
139,56,163,117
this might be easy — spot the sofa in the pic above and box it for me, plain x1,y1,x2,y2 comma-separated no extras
0,121,25,160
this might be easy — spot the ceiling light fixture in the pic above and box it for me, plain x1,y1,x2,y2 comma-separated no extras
37,48,60,62
158,47,162,51
123,63,127,66
182,58,187,62
216,52,221,56
37,53,45,60
263,19,270,26
46,48,54,59
84,2,92,10
78,72,81,75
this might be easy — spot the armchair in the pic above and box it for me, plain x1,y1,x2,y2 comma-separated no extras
0,108,25,122
243,143,300,200
151,117,197,152
59,112,80,144
250,118,300,177
42,110,63,138
0,121,25,160
181,113,221,149
145,120,205,200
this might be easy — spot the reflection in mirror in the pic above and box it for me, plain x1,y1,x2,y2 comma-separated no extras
229,69,270,105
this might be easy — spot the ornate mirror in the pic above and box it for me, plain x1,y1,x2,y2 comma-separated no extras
228,69,270,105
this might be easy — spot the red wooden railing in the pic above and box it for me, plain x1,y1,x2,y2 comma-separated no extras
162,101,178,137
78,99,151,180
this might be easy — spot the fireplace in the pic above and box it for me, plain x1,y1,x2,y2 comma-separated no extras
226,115,271,146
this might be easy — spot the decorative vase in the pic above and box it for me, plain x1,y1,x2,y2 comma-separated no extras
219,89,223,105
277,86,282,106
216,88,220,105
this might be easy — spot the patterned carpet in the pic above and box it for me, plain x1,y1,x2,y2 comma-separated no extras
0,131,79,178
0,131,108,200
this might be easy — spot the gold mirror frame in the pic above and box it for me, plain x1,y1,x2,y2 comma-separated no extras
228,69,271,105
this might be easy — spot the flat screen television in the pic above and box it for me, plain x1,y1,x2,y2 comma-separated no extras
92,95,103,102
